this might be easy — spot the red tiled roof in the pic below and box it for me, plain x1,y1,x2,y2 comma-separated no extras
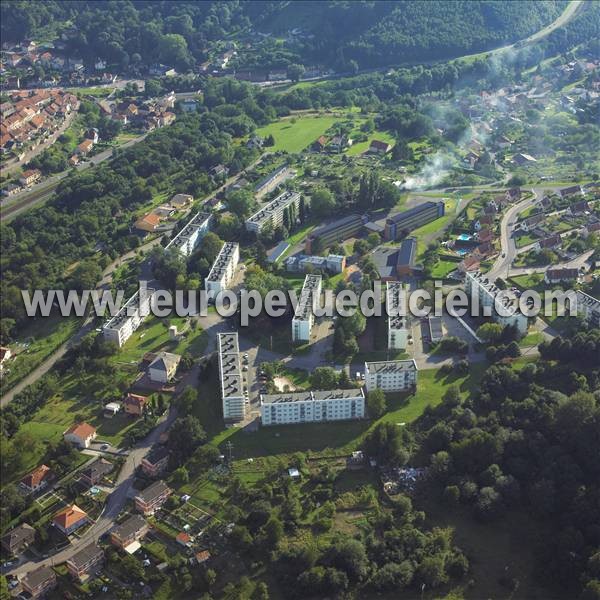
53,504,87,530
21,464,51,489
64,422,96,440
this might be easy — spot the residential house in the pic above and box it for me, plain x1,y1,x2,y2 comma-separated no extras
75,139,94,155
80,458,113,487
176,532,192,548
560,185,583,198
545,267,580,284
64,422,97,448
20,464,52,495
123,393,148,417
505,188,522,203
148,351,181,384
134,480,172,515
21,566,57,599
312,135,327,152
19,168,41,186
195,550,211,565
1,523,35,556
66,543,104,582
141,446,170,477
329,135,349,153
170,193,193,208
582,222,600,238
458,255,481,273
246,135,263,149
53,504,88,535
512,153,537,166
476,229,493,244
134,213,162,233
110,515,149,551
369,139,391,154
570,200,590,214
536,234,562,252
103,402,121,418
520,213,545,232
465,150,480,168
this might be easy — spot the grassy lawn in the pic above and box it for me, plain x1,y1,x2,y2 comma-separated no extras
345,130,395,157
430,258,460,279
114,316,207,364
256,115,342,153
519,331,543,347
515,232,539,248
1,316,81,394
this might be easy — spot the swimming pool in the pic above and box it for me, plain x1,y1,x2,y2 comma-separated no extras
457,233,473,241
456,248,469,256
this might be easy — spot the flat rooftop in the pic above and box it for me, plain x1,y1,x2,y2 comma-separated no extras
293,274,322,321
365,359,417,374
261,388,363,404
206,242,238,282
246,190,299,226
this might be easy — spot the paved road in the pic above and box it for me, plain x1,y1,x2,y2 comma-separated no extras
9,404,177,578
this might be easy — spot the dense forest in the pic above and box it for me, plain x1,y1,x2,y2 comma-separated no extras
1,0,571,72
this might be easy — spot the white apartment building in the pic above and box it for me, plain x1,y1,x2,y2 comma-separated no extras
576,290,600,327
292,274,322,342
103,288,157,347
260,388,365,426
245,190,300,234
364,360,418,393
465,271,528,334
217,333,245,422
165,212,213,257
387,282,409,350
205,242,240,295
254,165,295,198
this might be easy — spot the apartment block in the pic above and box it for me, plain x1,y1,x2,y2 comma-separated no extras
292,274,322,343
465,271,528,334
66,543,104,582
254,165,295,198
305,214,364,254
110,515,149,551
387,282,409,350
134,480,172,516
21,566,56,598
260,388,365,426
205,242,240,295
364,360,418,393
384,201,445,241
103,288,157,347
217,332,246,422
165,211,213,257
576,290,600,327
285,253,346,274
245,190,301,233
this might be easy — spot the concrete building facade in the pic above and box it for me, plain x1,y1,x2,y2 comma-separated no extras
205,242,240,295
292,274,322,343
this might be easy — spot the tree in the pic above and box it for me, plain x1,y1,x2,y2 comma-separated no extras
227,189,255,219
363,422,409,465
167,416,206,465
310,187,336,218
288,63,305,82
263,516,284,549
477,322,504,344
310,367,339,390
172,466,189,486
367,389,386,418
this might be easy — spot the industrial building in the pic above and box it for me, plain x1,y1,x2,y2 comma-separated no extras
217,332,246,422
205,242,240,295
260,388,365,425
292,274,322,343
384,201,445,241
245,190,301,233
364,359,418,393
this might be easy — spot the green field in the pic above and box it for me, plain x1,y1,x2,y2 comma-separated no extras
430,258,460,278
345,130,395,156
256,115,342,153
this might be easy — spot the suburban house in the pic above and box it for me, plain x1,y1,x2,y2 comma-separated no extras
123,392,148,417
369,139,391,154
1,523,35,556
110,515,149,551
545,267,580,284
53,504,89,535
66,543,104,582
170,193,193,208
176,532,192,548
312,135,328,152
512,152,537,166
19,168,41,186
560,185,583,198
75,138,93,155
582,222,600,238
80,458,113,487
458,255,481,273
103,401,121,418
519,213,545,232
141,446,170,477
21,566,57,598
148,351,181,383
195,550,211,565
570,200,590,214
20,464,52,494
134,480,172,515
536,234,562,251
134,213,162,233
63,422,97,448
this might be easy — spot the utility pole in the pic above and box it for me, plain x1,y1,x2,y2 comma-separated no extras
225,440,234,464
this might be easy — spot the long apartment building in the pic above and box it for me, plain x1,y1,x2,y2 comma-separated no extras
576,290,600,327
465,271,528,334
384,201,445,241
205,242,240,295
254,165,295,198
103,288,157,347
165,211,213,257
364,360,418,393
217,332,246,422
387,282,409,350
305,214,364,254
260,388,365,426
292,274,322,343
245,190,301,233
